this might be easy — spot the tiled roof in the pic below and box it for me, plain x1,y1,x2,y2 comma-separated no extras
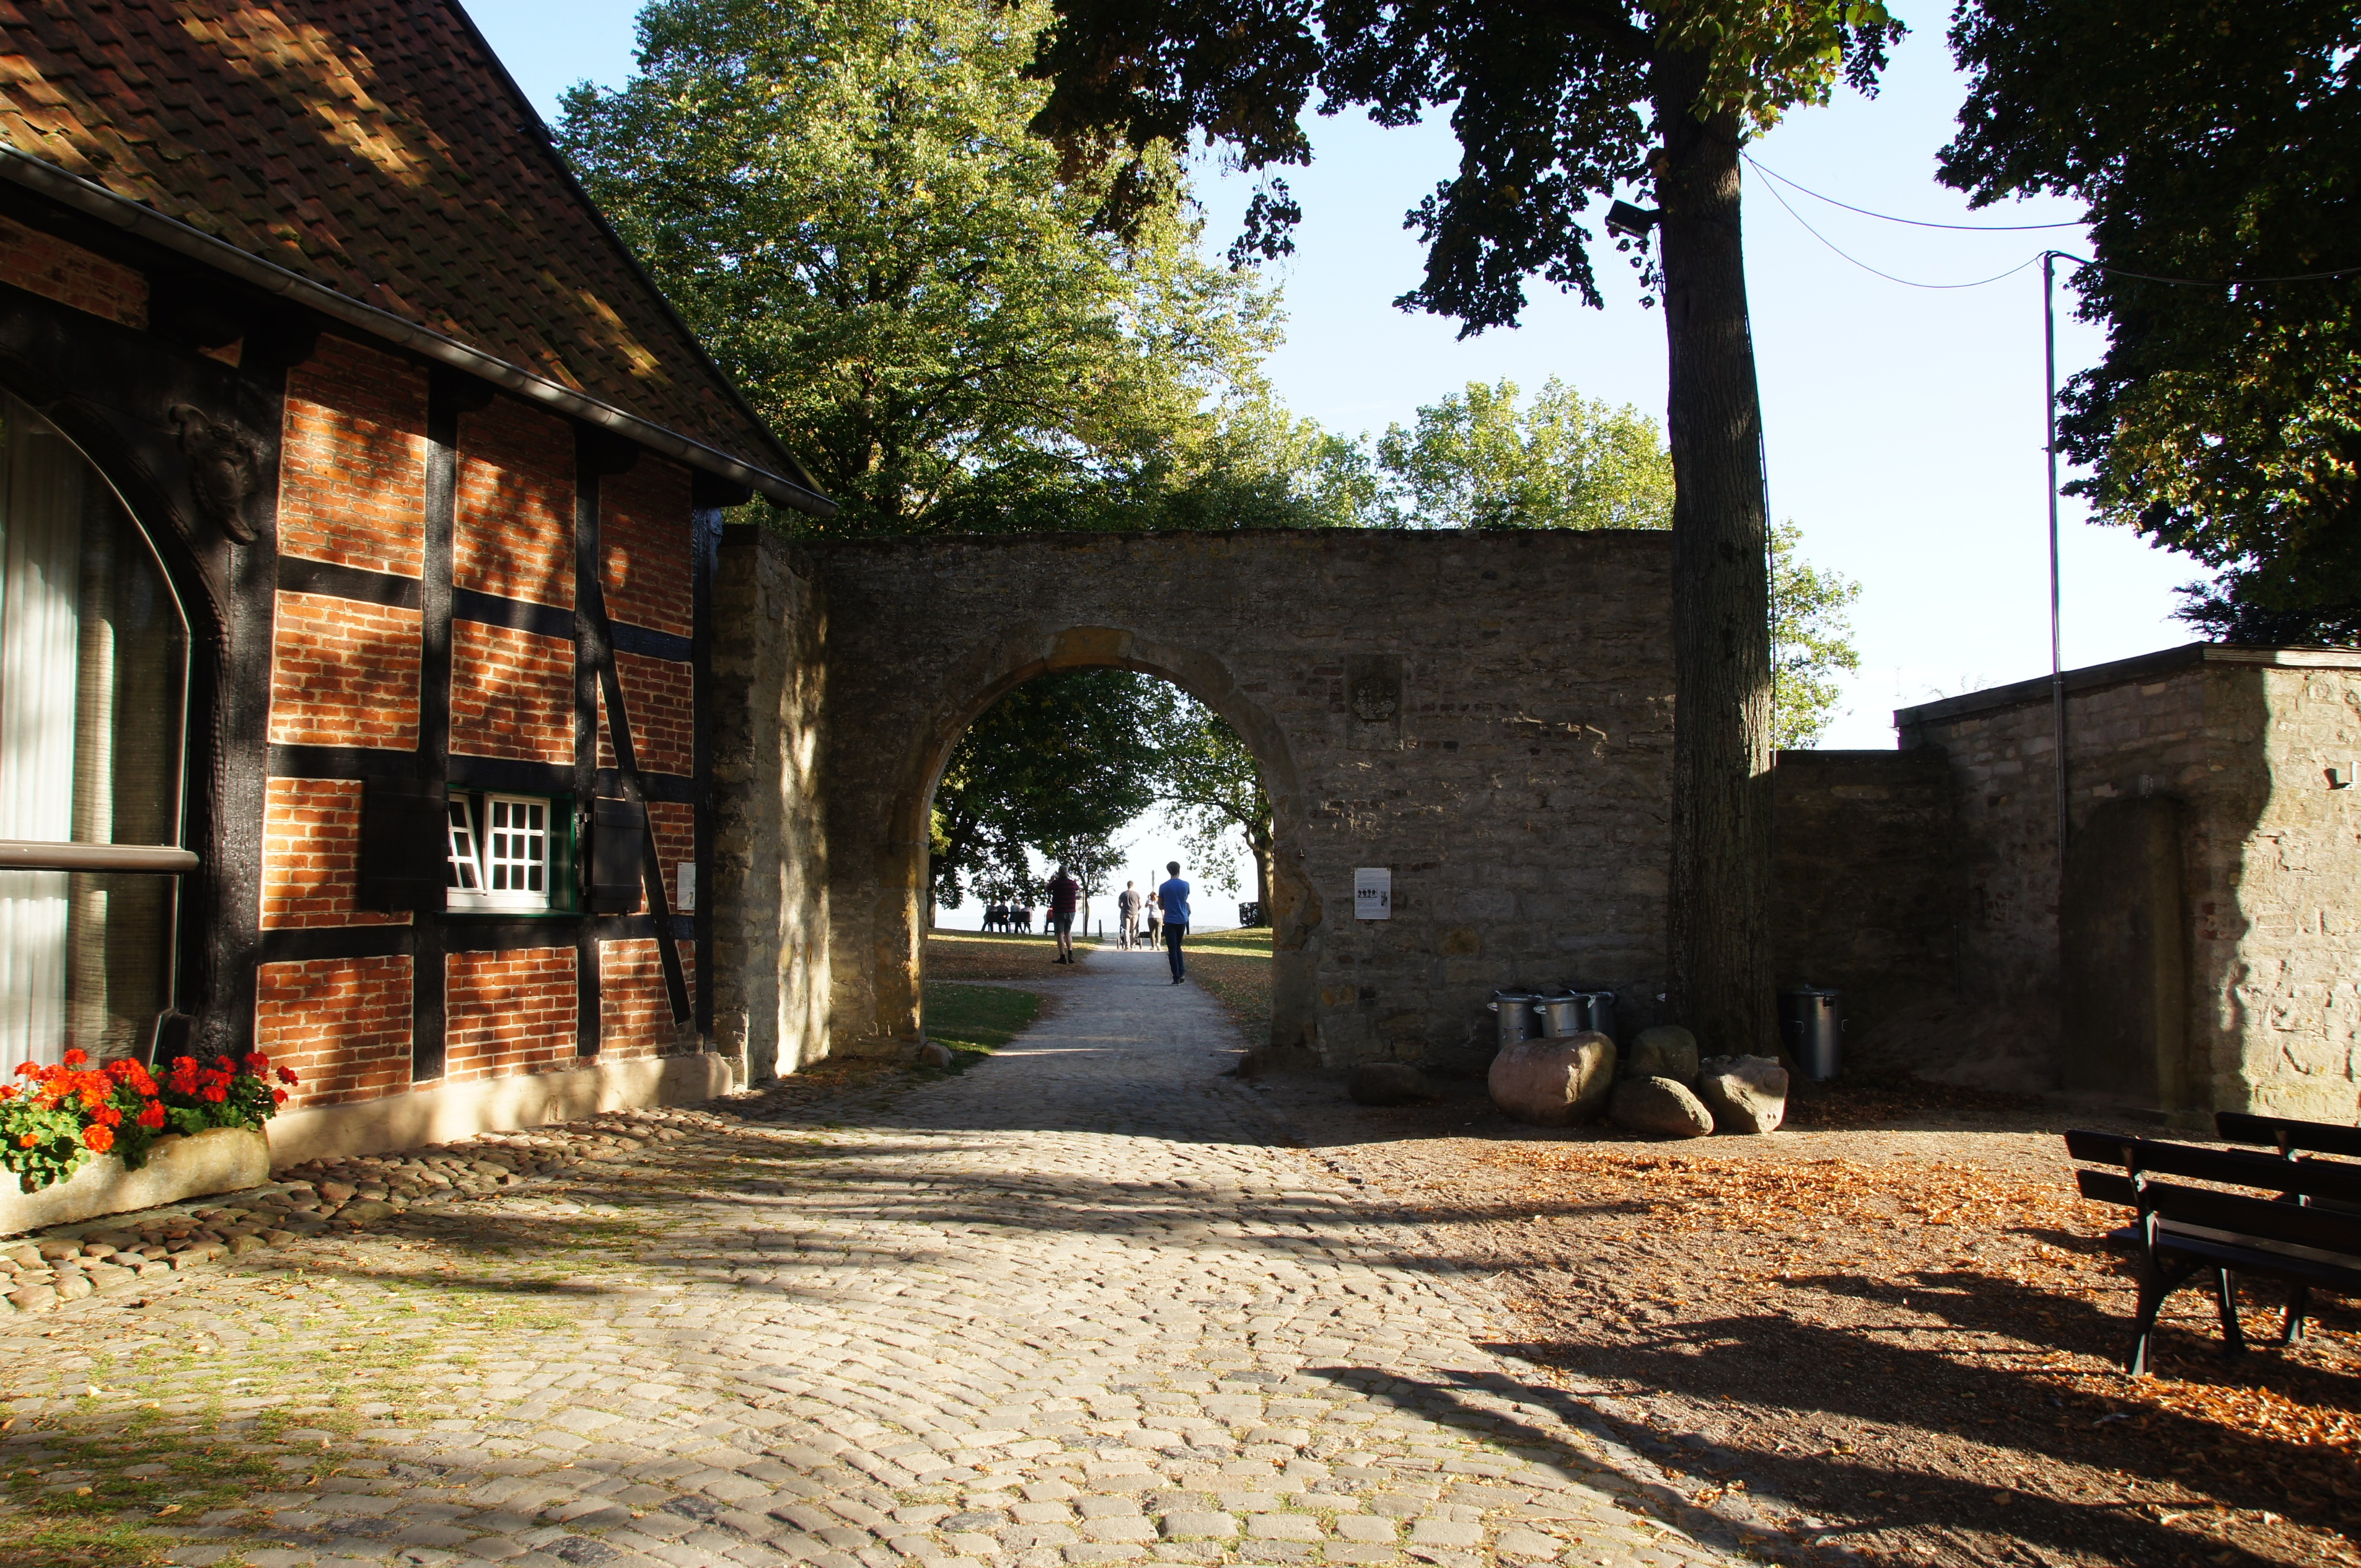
0,0,792,480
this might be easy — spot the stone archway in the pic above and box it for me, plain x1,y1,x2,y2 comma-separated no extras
893,624,1321,1059
709,526,1680,1080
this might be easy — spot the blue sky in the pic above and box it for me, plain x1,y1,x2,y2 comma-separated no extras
465,0,2202,763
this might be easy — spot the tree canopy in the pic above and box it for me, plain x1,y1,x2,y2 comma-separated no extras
556,0,1281,535
1941,0,2361,643
929,670,1167,912
1022,0,1904,1052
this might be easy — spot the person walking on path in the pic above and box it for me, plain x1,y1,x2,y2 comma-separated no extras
1144,885,1162,947
1047,865,1081,964
1116,880,1143,950
1156,860,1191,984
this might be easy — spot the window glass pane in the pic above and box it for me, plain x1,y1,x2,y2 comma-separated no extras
446,797,481,890
0,396,188,1065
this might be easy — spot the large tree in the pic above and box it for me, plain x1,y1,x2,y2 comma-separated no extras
1941,1,2360,643
556,0,1279,535
1024,1,1901,1051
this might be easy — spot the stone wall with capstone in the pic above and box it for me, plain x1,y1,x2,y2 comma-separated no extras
718,526,1680,1067
1889,646,2361,1119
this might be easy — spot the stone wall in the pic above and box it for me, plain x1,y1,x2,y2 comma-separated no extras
708,528,830,1082
1768,749,1958,1047
1894,645,2361,1118
770,528,1678,1066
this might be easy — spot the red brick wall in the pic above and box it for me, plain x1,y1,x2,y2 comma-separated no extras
269,592,421,748
457,397,576,609
445,947,577,1081
601,459,694,636
255,956,414,1108
0,219,147,328
599,937,696,1058
261,778,409,929
598,652,693,775
450,619,574,762
279,337,428,576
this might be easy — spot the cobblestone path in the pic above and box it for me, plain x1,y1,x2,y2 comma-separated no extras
0,947,1760,1568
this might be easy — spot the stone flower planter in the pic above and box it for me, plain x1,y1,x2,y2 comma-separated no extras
0,1125,270,1236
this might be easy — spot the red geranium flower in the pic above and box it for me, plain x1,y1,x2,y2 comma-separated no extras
136,1102,166,1130
272,1088,289,1105
277,1066,299,1085
201,1086,227,1104
16,1132,35,1148
61,1048,87,1068
81,1123,113,1153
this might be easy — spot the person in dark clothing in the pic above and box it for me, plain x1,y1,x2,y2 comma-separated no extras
1156,860,1191,984
1046,865,1081,963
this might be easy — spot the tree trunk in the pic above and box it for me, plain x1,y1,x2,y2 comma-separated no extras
1247,827,1272,922
1654,51,1776,1055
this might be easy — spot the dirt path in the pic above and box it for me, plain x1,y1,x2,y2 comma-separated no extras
1244,1067,2361,1568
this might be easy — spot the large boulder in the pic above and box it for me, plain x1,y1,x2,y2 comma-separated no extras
1624,1024,1700,1085
1609,1075,1715,1138
1696,1054,1790,1134
1348,1062,1433,1106
1488,1033,1617,1127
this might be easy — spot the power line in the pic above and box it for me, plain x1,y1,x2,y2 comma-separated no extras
1743,153,2082,231
1751,175,2043,289
2050,250,2361,288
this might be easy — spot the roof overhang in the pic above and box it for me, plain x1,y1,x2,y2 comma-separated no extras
0,142,835,518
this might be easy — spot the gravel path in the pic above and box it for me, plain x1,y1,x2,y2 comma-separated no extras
0,946,1790,1568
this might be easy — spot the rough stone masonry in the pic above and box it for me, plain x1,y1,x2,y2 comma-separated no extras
709,527,1681,1076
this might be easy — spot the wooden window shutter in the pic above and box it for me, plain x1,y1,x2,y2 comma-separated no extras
358,775,446,911
587,797,646,913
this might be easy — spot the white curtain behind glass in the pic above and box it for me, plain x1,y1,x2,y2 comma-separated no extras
0,400,83,1066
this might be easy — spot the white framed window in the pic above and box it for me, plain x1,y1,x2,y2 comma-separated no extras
446,793,552,912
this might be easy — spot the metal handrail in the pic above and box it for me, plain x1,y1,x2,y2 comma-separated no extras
0,840,199,874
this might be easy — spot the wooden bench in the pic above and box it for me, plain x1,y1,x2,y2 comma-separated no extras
2216,1109,2361,1163
2065,1126,2361,1375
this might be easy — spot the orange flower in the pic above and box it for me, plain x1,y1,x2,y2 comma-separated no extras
136,1101,165,1130
15,1132,35,1148
81,1123,114,1153
61,1048,87,1068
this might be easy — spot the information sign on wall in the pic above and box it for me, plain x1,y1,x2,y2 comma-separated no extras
1354,866,1392,921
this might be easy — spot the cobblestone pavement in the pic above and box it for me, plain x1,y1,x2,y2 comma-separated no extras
0,947,1783,1568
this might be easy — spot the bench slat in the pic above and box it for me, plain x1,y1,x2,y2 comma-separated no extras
2140,1180,2361,1256
2148,1227,2361,1291
2076,1168,2138,1207
2064,1128,2361,1204
2216,1111,2361,1161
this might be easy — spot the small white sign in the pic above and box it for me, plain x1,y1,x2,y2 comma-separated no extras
675,862,697,912
1354,866,1392,921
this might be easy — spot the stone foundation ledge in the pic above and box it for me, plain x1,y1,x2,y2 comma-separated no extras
0,1126,270,1237
263,1051,734,1167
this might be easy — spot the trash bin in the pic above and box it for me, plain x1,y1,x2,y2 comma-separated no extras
1571,988,1617,1041
1487,990,1543,1050
1780,986,1843,1082
1530,991,1584,1039
1532,989,1616,1041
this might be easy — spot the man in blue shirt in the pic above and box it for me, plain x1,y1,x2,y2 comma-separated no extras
1156,860,1191,984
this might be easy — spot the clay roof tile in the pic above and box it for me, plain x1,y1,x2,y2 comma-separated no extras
0,0,790,478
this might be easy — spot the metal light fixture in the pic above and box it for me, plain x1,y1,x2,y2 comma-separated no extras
1604,200,1659,238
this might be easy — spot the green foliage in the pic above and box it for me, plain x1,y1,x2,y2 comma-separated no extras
1770,523,1860,748
1155,702,1271,905
1025,1,1901,329
931,670,1173,909
1940,0,2361,636
557,0,1279,534
1374,378,1676,529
